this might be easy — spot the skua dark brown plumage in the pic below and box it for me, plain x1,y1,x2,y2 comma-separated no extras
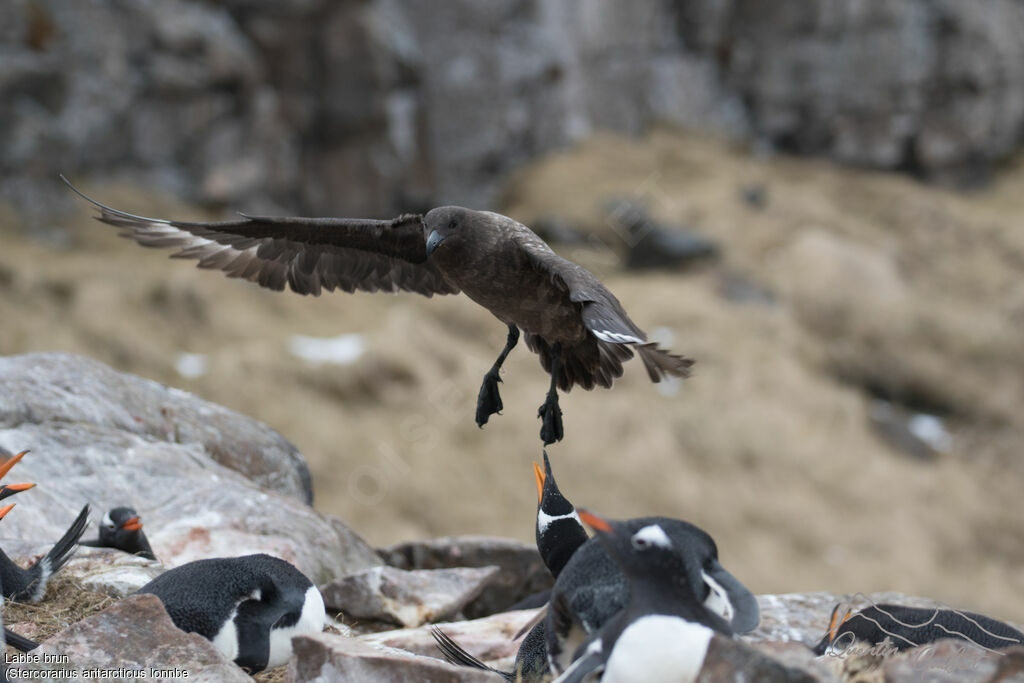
63,177,692,444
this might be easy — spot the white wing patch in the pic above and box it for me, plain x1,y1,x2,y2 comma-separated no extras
593,329,644,344
632,525,672,549
701,570,734,624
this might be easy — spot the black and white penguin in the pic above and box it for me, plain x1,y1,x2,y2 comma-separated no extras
0,450,43,656
544,510,758,676
534,451,588,578
0,504,90,603
813,602,1024,655
80,507,157,561
435,454,759,682
135,554,326,672
550,511,733,683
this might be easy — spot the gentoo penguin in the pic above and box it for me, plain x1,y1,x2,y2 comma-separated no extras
550,511,733,683
534,452,588,579
435,455,758,681
434,452,588,681
0,461,41,655
544,511,757,676
80,507,157,561
135,554,326,672
0,504,90,603
0,450,71,659
813,602,1024,655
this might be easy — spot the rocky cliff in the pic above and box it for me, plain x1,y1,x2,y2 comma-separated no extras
4,0,1024,222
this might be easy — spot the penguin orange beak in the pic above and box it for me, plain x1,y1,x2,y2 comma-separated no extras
0,450,29,480
0,482,36,502
826,604,853,643
533,461,545,504
121,517,143,531
578,509,612,533
0,503,15,521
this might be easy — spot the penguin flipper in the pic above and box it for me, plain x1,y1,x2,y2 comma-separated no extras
551,643,604,683
430,626,514,682
17,504,90,602
546,591,589,675
4,628,38,652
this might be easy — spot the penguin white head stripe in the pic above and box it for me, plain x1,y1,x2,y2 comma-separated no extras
630,524,672,550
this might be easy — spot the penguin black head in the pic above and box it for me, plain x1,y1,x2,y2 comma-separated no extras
579,510,760,633
534,451,588,578
97,507,157,561
579,511,703,589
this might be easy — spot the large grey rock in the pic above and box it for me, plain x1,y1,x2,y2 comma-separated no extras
0,352,310,502
288,632,502,682
697,634,820,683
321,565,502,628
881,639,1002,683
0,352,381,584
67,549,164,598
7,594,251,682
677,0,1024,184
358,608,540,665
7,0,1022,225
379,536,551,618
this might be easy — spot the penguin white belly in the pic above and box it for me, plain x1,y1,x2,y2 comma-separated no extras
601,616,713,683
267,586,327,668
210,606,240,662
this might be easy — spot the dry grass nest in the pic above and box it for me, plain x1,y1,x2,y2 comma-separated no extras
3,572,116,651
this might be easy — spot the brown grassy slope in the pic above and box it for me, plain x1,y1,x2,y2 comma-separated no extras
0,128,1022,627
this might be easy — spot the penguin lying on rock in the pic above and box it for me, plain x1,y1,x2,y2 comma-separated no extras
135,554,326,672
80,506,157,561
434,453,758,681
813,602,1024,655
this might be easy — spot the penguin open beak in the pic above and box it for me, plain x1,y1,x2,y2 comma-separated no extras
533,461,545,504
121,516,143,531
425,230,446,256
0,482,36,502
0,450,29,480
578,509,612,533
0,503,15,521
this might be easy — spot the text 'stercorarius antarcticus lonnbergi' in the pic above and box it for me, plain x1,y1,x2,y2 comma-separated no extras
63,176,692,444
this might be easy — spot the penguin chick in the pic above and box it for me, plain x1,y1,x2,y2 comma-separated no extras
80,507,156,561
135,554,326,672
0,504,90,603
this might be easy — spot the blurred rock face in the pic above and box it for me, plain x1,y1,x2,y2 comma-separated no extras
3,0,1024,219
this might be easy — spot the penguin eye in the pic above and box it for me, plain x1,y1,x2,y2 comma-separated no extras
103,522,116,531
631,535,649,550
